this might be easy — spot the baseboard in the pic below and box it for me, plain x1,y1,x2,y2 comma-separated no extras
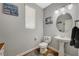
48,46,63,56
17,46,61,56
48,46,58,52
16,46,39,56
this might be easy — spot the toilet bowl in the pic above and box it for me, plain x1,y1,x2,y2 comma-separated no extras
39,42,48,54
39,36,51,54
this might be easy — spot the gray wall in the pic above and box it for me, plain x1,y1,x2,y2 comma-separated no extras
43,3,78,56
0,3,79,56
0,3,43,56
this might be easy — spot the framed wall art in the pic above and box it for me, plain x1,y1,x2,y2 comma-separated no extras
3,3,18,16
45,16,53,24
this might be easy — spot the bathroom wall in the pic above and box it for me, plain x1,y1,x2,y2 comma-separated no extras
0,3,43,56
43,3,78,56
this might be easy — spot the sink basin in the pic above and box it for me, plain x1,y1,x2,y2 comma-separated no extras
54,36,70,42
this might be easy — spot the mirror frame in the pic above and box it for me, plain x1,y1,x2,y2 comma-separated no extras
56,13,73,32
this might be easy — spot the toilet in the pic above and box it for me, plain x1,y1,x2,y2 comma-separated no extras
39,36,51,54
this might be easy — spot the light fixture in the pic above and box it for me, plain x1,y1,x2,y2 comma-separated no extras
54,10,59,14
60,7,66,14
67,4,73,10
62,12,66,14
60,7,65,12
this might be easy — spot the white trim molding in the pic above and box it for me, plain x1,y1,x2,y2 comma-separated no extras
16,46,39,56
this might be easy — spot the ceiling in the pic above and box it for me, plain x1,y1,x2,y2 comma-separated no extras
36,3,52,8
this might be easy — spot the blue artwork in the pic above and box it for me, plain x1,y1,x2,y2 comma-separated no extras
3,3,18,16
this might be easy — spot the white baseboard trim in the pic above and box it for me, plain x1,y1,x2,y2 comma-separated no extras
17,46,60,56
48,46,58,52
16,46,39,56
48,46,63,56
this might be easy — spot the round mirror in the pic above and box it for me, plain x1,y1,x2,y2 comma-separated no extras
56,13,73,32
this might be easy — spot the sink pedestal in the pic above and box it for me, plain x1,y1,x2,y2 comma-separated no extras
54,36,70,56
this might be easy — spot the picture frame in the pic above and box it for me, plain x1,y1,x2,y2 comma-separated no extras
45,16,53,24
3,3,18,16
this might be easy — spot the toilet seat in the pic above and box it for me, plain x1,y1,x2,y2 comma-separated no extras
39,42,48,48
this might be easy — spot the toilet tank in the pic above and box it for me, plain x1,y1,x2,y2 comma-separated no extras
43,36,51,43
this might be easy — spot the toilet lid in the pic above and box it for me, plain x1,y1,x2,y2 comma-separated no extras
39,42,48,48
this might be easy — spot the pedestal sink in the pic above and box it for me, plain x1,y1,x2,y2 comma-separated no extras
54,35,70,42
54,35,70,56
